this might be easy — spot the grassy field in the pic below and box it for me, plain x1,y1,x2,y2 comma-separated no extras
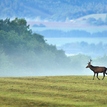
0,76,107,107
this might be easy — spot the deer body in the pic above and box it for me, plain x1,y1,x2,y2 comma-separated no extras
86,60,107,80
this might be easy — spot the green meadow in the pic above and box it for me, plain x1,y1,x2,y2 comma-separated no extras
0,76,107,107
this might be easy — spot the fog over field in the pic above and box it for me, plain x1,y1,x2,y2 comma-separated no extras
0,21,107,76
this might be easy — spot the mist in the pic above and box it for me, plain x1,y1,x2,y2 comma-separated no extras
0,18,107,77
1,49,106,77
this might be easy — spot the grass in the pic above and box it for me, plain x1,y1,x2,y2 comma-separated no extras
0,76,107,107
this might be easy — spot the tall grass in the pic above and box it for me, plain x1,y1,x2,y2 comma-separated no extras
0,76,107,107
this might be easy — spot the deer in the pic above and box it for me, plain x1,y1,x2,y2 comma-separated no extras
86,59,107,80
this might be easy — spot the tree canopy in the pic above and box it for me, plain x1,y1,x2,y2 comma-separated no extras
0,18,71,76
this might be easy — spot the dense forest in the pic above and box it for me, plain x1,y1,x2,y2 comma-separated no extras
1,0,107,21
0,18,72,76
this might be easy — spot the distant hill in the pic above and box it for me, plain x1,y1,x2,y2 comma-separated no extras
1,0,107,21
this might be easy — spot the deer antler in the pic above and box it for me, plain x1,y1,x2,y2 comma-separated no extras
90,59,92,63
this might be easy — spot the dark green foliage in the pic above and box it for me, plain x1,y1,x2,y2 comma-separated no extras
0,18,70,76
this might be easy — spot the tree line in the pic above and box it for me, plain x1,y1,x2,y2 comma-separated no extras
36,29,107,38
59,42,107,57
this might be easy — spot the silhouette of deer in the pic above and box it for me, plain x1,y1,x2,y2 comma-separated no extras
86,59,107,80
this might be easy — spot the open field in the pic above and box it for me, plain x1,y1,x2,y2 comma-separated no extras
0,76,107,107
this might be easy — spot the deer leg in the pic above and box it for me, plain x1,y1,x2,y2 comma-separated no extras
97,73,100,80
102,72,105,80
93,73,95,80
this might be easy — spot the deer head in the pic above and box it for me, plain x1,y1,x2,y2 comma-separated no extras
86,59,92,68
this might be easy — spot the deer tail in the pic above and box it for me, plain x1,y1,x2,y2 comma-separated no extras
106,68,107,75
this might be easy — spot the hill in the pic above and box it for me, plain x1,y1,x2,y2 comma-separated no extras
1,0,107,21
